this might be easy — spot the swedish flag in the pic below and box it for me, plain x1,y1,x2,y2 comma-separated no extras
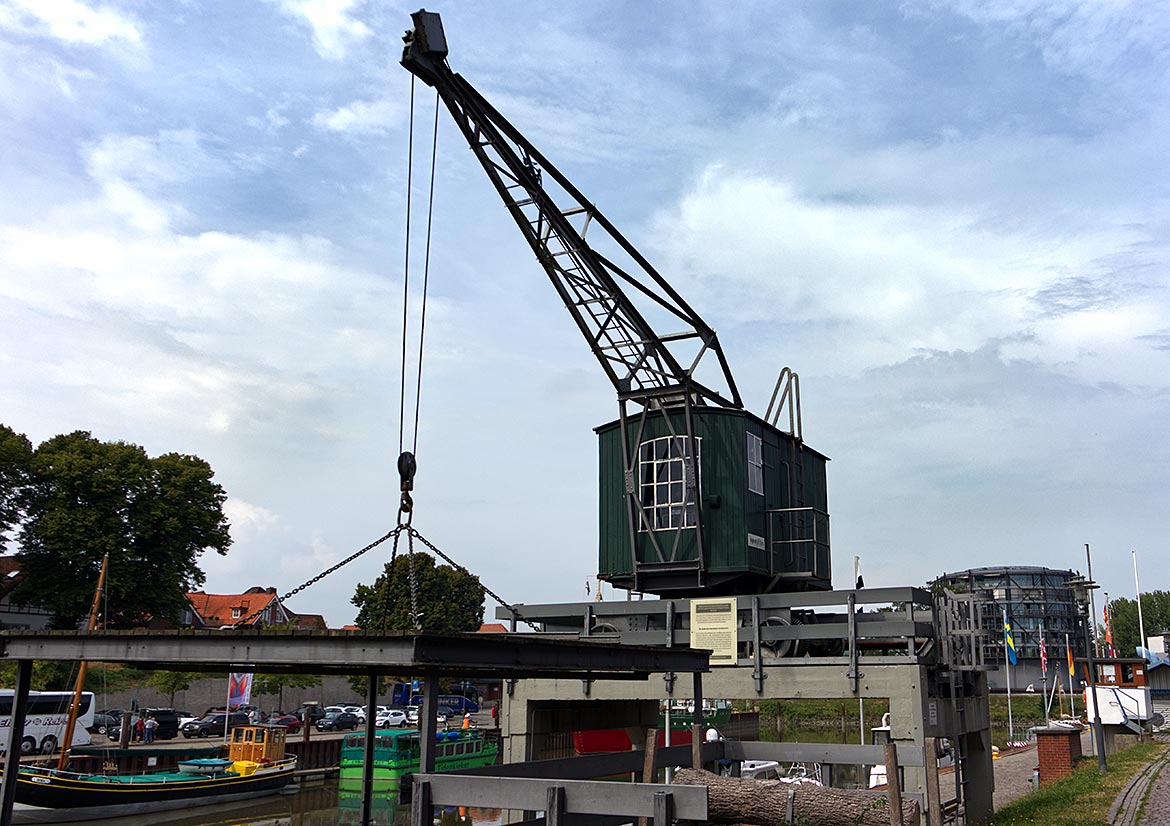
1003,614,1018,666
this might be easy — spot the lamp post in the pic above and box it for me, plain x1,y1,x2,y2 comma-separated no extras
1069,574,1107,773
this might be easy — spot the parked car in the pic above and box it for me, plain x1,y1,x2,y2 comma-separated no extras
316,711,360,732
181,712,250,738
405,706,449,726
376,709,407,728
88,713,117,735
107,708,180,742
269,714,302,734
293,705,326,724
176,710,199,728
342,705,366,722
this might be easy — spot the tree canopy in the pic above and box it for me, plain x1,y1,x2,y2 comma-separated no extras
352,552,485,634
1106,591,1170,656
2,426,231,628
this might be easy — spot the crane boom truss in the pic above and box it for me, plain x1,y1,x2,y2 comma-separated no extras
401,11,742,412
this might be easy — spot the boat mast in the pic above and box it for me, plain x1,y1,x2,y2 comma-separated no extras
57,553,108,770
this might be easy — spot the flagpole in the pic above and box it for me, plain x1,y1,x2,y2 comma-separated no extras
1040,620,1049,725
1086,544,1100,656
1133,550,1147,657
1004,607,1014,744
1066,633,1076,718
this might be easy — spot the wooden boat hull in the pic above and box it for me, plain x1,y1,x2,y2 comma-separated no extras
8,761,296,823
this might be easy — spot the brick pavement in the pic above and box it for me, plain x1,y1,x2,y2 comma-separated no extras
1120,746,1170,826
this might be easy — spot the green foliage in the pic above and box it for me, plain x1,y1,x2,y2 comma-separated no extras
82,664,144,694
352,553,485,635
148,671,200,704
0,425,33,542
350,553,484,700
990,742,1165,825
0,660,78,691
5,428,231,628
1107,591,1170,655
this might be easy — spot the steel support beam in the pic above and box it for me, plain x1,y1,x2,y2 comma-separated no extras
0,659,32,826
0,630,709,679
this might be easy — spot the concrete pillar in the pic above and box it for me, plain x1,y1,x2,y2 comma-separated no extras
962,727,994,825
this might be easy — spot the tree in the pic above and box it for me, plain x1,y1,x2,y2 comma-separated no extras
352,552,485,634
148,671,201,706
350,554,485,697
5,428,231,628
0,425,32,543
1107,591,1170,656
253,673,322,712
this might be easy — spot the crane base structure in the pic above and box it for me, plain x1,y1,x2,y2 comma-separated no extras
497,586,996,825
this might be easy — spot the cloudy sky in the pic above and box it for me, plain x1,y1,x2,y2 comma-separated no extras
2,0,1168,628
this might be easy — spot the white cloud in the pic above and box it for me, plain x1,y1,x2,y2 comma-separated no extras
647,165,1165,385
0,0,141,46
310,98,402,135
267,0,371,61
224,498,280,538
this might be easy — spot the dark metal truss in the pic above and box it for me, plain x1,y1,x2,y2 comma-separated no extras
401,11,742,414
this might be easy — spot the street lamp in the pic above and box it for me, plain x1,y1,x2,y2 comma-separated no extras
1069,574,1107,773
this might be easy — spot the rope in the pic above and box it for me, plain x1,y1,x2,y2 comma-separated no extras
411,89,440,456
399,75,416,454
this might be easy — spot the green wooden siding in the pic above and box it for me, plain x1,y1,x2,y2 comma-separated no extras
596,408,831,595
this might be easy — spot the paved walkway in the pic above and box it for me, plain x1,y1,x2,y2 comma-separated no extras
992,744,1042,810
1110,737,1170,826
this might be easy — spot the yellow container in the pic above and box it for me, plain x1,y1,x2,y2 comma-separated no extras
232,760,260,777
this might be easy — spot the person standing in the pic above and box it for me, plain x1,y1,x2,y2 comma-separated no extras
134,716,145,743
143,716,158,745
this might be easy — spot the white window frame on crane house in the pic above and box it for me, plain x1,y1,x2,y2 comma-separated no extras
746,432,764,495
637,436,701,531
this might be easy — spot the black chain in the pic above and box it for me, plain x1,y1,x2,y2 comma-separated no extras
409,527,539,631
406,530,422,629
232,528,402,627
231,520,536,632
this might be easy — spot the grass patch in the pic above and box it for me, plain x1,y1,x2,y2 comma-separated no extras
990,742,1167,826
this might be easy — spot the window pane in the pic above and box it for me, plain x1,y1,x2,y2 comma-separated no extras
670,505,684,526
641,463,654,483
655,507,670,529
669,461,682,482
654,439,669,460
640,442,652,461
670,482,683,502
656,483,669,503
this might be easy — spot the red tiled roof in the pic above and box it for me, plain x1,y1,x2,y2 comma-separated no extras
187,590,279,627
292,613,327,630
477,623,508,633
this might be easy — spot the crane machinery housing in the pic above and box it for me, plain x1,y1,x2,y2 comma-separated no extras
402,10,831,598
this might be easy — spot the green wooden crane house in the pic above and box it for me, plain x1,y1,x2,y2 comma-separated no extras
597,407,831,596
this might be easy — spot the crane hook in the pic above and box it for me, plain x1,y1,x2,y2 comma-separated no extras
397,450,417,524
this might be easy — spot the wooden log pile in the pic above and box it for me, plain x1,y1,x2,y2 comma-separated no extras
672,768,921,826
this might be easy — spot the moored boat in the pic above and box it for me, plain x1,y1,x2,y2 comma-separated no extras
8,724,297,823
338,728,498,785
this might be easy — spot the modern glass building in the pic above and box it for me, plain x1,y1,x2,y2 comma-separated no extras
933,566,1090,691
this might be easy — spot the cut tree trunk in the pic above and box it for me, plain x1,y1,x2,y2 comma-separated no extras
673,768,920,826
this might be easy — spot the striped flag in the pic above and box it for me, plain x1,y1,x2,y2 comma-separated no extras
1067,635,1075,678
1039,631,1048,676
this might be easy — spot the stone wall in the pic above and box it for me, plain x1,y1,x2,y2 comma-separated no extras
94,675,371,714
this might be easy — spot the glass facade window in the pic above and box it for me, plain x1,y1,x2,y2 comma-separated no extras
638,436,700,531
746,433,764,495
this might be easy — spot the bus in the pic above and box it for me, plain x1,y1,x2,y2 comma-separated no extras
408,693,480,715
0,690,95,755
